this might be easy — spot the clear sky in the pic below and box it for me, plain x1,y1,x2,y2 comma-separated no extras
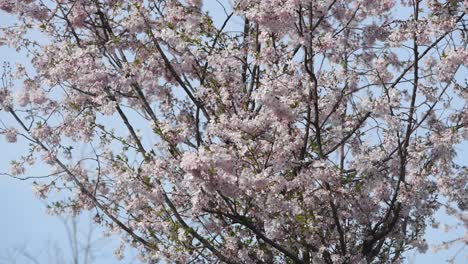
0,1,466,263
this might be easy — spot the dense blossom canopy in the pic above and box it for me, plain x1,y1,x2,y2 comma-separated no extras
0,0,467,263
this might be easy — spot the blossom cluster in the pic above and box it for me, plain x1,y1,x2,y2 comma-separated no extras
0,0,467,263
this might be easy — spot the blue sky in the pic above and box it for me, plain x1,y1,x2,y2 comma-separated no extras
0,1,467,263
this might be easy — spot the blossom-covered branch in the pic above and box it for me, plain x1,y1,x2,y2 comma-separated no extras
1,0,467,263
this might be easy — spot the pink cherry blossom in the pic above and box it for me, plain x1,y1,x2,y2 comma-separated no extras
0,0,466,263
2,127,17,143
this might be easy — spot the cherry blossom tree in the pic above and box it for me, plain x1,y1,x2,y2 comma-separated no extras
0,0,467,263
